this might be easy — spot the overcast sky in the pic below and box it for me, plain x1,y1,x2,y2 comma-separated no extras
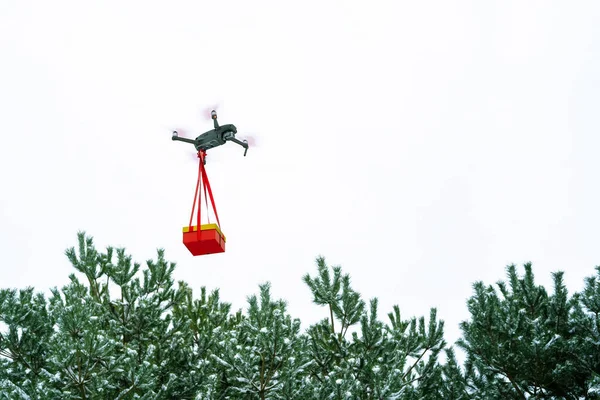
1,0,600,350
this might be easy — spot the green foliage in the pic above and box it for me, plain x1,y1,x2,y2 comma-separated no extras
302,256,365,337
458,263,600,399
301,257,447,400
0,286,57,399
211,283,309,399
571,266,600,397
2,232,600,399
0,232,228,399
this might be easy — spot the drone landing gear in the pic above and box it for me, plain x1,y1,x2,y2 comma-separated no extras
223,133,249,156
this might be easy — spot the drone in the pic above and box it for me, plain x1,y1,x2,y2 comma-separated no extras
171,110,249,161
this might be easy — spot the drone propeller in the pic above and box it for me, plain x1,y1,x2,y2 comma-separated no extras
171,127,191,138
201,100,224,121
238,134,258,148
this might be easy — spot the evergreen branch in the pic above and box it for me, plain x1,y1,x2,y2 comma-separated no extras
0,349,13,360
263,338,286,391
77,346,88,400
0,332,16,361
504,370,527,399
473,347,527,399
329,303,335,334
231,360,262,394
259,351,266,395
401,345,430,381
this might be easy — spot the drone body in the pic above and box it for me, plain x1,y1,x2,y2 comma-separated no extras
171,110,248,158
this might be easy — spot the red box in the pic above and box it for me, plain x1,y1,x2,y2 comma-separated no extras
182,223,226,256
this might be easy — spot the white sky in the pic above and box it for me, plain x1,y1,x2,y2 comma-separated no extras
1,0,600,350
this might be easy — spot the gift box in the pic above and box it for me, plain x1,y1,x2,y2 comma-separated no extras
182,223,226,256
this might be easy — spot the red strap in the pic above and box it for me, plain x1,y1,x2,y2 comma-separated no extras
188,150,221,230
203,177,210,224
200,165,221,227
197,152,205,228
189,155,202,228
196,164,202,228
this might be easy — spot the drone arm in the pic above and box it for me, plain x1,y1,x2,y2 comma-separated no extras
171,133,197,145
227,137,249,156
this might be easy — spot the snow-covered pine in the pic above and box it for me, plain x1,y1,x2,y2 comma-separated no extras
211,282,310,399
457,263,600,398
301,258,448,399
3,232,600,399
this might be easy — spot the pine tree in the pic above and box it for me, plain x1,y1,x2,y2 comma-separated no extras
457,262,595,399
0,286,58,399
172,283,242,398
12,231,600,399
61,233,195,398
210,282,309,399
570,266,600,398
0,232,230,399
439,347,469,400
382,306,446,400
302,256,447,399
